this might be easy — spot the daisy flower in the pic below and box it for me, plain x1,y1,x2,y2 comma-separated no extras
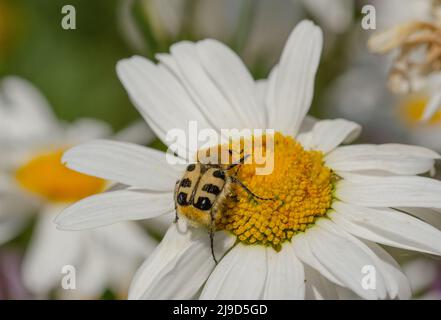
57,20,441,300
0,76,157,298
368,0,441,120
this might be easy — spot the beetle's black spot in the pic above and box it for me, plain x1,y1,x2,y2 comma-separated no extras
202,184,221,195
177,192,189,206
180,178,192,188
194,197,212,210
187,164,196,172
213,169,225,180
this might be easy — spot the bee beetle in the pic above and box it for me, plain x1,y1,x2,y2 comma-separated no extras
174,152,272,263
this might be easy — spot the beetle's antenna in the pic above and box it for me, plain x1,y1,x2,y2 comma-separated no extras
230,176,274,201
226,153,250,170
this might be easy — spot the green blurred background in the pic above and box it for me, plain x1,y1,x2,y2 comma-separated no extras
0,0,141,131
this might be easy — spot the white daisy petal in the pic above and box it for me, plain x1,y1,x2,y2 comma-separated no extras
304,266,339,299
91,222,157,258
0,194,34,245
55,190,173,230
291,233,344,286
0,76,57,140
326,144,439,175
362,241,411,299
336,286,361,299
0,172,12,190
297,131,314,150
263,245,305,299
61,246,109,299
330,202,441,255
298,119,361,153
62,140,182,191
335,172,383,183
168,41,247,129
117,55,212,158
317,219,411,299
400,207,441,230
306,220,388,299
22,208,83,296
268,20,323,135
201,243,267,300
336,175,441,208
196,39,264,128
129,225,234,300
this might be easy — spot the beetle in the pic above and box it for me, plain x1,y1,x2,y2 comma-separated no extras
174,152,272,263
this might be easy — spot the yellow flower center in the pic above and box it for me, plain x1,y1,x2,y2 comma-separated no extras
401,95,441,125
216,133,334,250
15,149,106,203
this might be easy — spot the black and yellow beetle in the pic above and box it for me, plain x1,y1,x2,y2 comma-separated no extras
174,152,272,263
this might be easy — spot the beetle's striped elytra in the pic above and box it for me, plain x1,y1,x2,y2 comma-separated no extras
174,152,273,263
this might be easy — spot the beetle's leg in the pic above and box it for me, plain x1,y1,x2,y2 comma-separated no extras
230,176,274,201
209,207,218,264
174,180,180,223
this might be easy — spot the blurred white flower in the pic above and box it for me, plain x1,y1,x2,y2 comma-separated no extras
325,0,441,151
56,21,441,300
368,0,441,120
370,0,433,29
120,0,353,67
402,257,441,299
300,0,353,33
0,249,30,299
0,76,159,298
324,57,441,151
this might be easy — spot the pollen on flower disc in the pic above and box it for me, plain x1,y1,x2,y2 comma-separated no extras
216,133,334,250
